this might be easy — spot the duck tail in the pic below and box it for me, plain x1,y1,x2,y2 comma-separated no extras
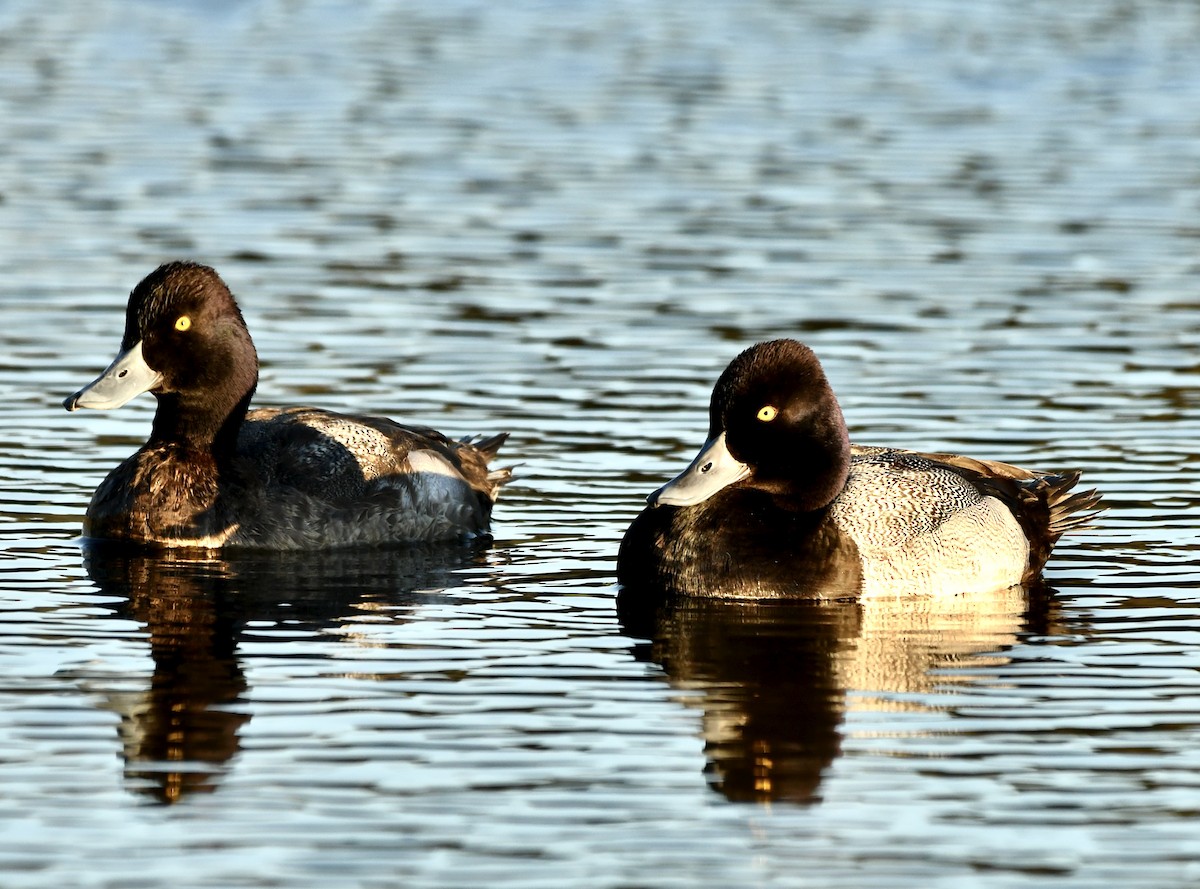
1045,470,1104,541
463,432,514,492
487,465,514,488
469,432,509,461
1008,468,1102,583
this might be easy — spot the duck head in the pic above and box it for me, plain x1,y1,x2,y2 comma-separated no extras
650,339,851,512
64,262,259,452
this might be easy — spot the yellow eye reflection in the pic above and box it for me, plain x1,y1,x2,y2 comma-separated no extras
175,315,192,332
757,405,779,422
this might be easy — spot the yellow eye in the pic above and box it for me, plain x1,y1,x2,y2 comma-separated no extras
175,315,191,332
757,405,778,422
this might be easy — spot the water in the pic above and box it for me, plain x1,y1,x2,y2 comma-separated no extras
1,0,1198,885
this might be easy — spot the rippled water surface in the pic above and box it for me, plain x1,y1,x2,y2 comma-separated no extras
2,1,1199,886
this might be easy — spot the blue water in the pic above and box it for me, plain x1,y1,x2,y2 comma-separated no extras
1,1,1198,886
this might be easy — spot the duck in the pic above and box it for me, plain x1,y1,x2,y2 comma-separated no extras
63,261,511,549
617,339,1101,599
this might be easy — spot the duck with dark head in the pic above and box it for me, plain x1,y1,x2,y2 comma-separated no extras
618,339,1101,602
65,262,510,549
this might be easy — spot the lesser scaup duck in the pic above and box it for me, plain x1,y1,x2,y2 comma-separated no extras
64,261,511,549
617,339,1101,599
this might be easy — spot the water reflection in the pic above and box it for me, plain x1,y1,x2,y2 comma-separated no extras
81,542,488,804
621,586,1061,804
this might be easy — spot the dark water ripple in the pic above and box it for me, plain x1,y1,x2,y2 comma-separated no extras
0,0,1198,886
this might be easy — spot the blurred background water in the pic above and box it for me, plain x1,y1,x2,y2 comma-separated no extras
1,0,1198,886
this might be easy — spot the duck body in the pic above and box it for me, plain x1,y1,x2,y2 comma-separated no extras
85,408,507,549
617,340,1100,600
66,262,509,550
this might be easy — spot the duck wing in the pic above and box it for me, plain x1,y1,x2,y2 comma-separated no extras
850,444,1103,580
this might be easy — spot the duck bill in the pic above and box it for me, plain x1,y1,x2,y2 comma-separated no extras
63,341,163,411
649,432,750,507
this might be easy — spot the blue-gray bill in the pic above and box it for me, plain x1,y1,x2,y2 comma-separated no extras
63,341,163,412
649,431,750,507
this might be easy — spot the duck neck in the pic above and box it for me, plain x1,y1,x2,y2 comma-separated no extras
753,420,851,513
148,387,254,464
774,439,850,512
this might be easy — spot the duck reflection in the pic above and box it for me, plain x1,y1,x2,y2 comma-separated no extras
620,585,1059,804
82,541,488,804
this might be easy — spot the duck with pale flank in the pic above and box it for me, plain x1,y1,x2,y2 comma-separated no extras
617,339,1101,599
64,262,510,549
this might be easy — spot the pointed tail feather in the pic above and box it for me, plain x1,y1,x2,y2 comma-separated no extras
462,432,513,493
466,432,508,461
1047,474,1103,539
